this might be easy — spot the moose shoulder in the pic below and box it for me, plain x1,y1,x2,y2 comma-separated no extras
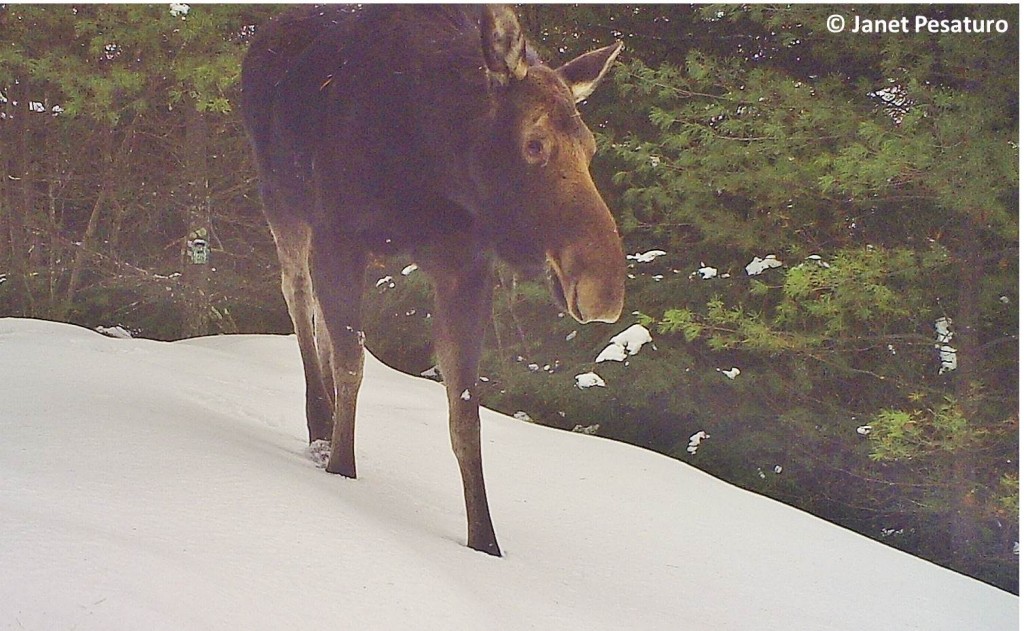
240,4,625,556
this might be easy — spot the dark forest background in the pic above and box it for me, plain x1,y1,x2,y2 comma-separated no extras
0,4,1017,592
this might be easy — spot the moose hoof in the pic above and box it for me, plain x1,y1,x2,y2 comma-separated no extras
307,439,331,468
325,456,357,479
469,538,502,557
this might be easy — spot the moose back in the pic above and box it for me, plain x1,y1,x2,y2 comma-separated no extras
240,4,625,556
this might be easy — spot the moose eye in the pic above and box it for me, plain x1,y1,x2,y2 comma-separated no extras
524,138,547,163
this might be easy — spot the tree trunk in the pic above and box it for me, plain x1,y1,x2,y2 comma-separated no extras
0,98,12,310
4,85,38,317
947,213,984,571
63,125,125,318
181,102,212,338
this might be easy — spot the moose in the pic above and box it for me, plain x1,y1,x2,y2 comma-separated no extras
240,5,625,556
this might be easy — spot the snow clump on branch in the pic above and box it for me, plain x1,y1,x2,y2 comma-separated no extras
934,317,957,374
687,430,709,455
627,250,667,264
595,324,653,363
717,367,740,380
745,254,783,276
574,372,606,389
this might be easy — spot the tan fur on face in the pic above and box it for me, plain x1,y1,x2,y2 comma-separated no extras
508,68,625,324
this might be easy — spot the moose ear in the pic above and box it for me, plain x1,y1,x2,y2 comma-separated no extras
556,41,623,103
480,5,528,85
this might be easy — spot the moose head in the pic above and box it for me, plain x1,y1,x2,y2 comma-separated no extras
472,5,626,324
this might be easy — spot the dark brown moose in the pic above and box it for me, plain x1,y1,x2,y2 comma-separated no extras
240,5,625,556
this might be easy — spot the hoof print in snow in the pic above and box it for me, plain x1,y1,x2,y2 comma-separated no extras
307,439,331,468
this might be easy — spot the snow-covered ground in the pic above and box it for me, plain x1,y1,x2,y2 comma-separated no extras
0,318,1017,630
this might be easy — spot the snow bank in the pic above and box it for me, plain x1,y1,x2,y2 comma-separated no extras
0,318,1016,630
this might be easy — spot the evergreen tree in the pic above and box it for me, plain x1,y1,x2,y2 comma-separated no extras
0,4,283,337
599,4,1017,590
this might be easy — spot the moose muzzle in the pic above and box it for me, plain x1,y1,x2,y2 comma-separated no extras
547,217,625,324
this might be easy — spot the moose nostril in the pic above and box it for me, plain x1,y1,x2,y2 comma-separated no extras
548,268,569,312
570,283,582,320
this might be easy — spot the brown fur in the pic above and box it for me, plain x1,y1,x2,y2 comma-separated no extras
240,4,624,555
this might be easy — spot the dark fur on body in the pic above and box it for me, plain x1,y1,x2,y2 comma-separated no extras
245,6,534,258
241,4,624,556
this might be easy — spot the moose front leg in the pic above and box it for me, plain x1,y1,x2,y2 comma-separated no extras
428,256,501,556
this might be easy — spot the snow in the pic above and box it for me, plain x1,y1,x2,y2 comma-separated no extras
806,254,831,268
626,249,667,263
696,264,718,279
0,318,1016,630
609,323,653,355
595,342,628,363
686,430,710,455
593,342,622,362
593,322,653,363
95,324,134,339
935,316,958,374
574,372,606,389
717,366,741,380
745,254,783,275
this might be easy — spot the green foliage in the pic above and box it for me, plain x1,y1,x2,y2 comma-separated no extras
998,474,1019,518
869,399,973,461
658,308,702,342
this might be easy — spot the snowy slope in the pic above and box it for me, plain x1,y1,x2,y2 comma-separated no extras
0,318,1017,630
